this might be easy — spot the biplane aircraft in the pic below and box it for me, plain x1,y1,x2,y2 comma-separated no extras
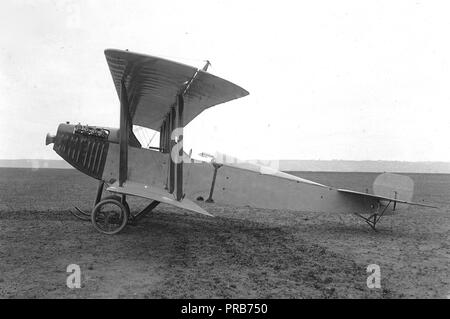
45,49,435,234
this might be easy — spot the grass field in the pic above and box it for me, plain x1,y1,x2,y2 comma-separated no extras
0,168,449,298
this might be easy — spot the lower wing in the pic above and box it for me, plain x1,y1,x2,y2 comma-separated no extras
107,181,213,217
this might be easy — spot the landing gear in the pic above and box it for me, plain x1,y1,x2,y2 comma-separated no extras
70,180,160,234
90,197,159,234
355,200,392,231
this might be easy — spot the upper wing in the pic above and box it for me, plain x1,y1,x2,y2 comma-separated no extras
104,49,249,131
337,188,438,208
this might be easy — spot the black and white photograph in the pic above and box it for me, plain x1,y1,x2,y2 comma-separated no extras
0,0,449,303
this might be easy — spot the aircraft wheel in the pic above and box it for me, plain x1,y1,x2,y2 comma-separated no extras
91,198,129,235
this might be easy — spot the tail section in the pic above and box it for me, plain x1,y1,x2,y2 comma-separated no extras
338,172,435,209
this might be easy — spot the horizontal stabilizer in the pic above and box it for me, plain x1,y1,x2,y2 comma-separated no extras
338,173,437,208
107,181,213,217
337,188,437,208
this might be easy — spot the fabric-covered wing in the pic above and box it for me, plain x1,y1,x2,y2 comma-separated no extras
107,181,213,217
104,49,249,131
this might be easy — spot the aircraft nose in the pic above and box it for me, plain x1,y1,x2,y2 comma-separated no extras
45,133,56,145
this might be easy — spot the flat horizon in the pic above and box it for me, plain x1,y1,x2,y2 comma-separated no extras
1,158,450,174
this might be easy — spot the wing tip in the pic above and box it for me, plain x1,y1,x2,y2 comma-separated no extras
104,48,119,57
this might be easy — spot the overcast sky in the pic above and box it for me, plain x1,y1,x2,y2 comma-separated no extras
1,0,449,161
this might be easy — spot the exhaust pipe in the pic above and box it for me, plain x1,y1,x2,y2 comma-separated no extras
45,133,56,145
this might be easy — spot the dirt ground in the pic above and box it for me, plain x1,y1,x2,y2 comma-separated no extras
0,168,449,298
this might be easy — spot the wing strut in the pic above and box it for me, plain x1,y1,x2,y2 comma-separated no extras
119,80,129,186
168,106,175,193
160,61,211,201
175,94,184,201
160,94,184,201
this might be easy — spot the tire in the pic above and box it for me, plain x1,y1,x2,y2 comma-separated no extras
91,199,129,235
